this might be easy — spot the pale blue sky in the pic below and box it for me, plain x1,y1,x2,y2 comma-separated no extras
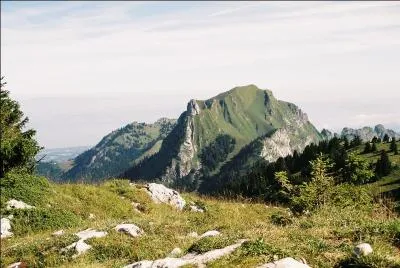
1,1,399,148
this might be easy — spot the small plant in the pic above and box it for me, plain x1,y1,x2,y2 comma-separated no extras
187,236,235,254
240,238,269,256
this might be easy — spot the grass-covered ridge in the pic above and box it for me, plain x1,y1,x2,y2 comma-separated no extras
61,118,176,182
1,176,399,268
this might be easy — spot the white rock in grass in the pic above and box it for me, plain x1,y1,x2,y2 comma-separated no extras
190,205,204,213
354,243,373,257
200,230,221,238
258,257,310,268
52,230,65,236
7,262,25,268
124,239,247,268
1,217,13,239
6,199,34,210
62,228,107,257
187,232,199,238
169,247,182,257
115,224,143,237
145,183,186,210
88,213,95,219
76,228,107,240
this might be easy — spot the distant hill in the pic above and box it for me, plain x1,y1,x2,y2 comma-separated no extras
123,85,322,190
36,146,90,163
62,118,176,181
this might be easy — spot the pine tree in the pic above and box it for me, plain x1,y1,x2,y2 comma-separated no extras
351,135,362,147
395,144,399,155
372,136,378,143
383,134,390,143
371,142,378,152
343,136,350,149
363,142,371,154
375,150,391,176
1,77,41,177
390,137,396,152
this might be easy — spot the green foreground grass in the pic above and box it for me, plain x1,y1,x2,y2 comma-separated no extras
1,177,400,268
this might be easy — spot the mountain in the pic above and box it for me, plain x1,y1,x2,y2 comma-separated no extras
341,124,400,141
123,85,322,189
62,118,176,181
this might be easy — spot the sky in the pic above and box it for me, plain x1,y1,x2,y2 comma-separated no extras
1,1,399,148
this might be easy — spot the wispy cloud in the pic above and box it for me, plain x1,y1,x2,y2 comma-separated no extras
1,1,399,147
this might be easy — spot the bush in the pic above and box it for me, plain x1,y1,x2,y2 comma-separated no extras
11,208,81,235
329,184,373,210
270,211,293,226
1,169,50,210
240,238,287,260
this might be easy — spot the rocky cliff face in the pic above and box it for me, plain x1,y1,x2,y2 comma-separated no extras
341,124,399,141
123,85,322,189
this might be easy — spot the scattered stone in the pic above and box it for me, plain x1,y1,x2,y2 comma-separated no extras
88,213,95,219
132,202,143,213
169,247,183,257
115,224,143,237
124,239,247,268
200,230,221,238
145,183,186,210
258,257,310,268
190,205,204,213
62,228,107,257
187,232,199,238
1,217,13,238
354,243,373,257
7,261,27,268
52,230,65,236
6,199,34,210
76,228,107,240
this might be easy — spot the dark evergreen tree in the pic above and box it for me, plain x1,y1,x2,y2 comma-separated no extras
350,135,362,147
390,137,397,152
363,142,371,154
0,77,41,177
371,136,378,143
371,142,378,152
343,136,349,149
375,150,391,176
383,134,390,143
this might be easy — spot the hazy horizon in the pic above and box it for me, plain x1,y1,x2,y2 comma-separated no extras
2,1,399,148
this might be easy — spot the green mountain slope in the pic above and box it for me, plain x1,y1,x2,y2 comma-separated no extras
63,118,176,181
123,85,322,188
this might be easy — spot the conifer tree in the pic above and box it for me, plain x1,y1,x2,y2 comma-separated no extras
375,150,391,176
363,142,371,154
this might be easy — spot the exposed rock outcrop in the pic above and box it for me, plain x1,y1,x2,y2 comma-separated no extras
145,183,186,210
124,239,247,268
341,124,399,141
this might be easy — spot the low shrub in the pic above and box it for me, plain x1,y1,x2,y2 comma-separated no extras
187,236,235,254
335,254,400,268
270,211,293,226
11,208,81,235
1,168,50,210
1,234,78,267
